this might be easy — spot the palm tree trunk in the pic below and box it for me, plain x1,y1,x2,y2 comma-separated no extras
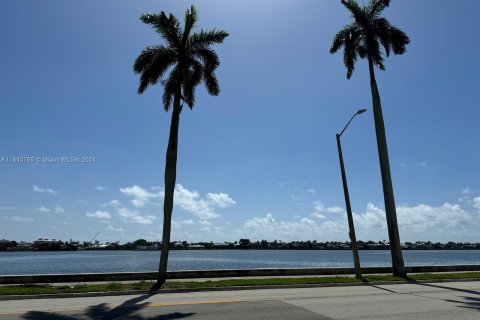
151,91,182,291
367,54,407,278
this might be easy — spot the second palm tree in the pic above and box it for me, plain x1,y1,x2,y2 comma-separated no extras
330,0,410,278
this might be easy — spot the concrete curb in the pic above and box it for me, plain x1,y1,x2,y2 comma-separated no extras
2,265,479,285
1,278,479,301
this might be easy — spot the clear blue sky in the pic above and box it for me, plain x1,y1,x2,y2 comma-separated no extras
1,0,479,243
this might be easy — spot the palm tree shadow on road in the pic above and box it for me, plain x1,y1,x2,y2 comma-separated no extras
21,294,195,320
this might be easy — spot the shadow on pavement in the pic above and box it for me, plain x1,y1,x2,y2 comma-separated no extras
413,281,480,312
21,294,195,320
413,282,479,296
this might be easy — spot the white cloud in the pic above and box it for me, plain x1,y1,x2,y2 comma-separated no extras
95,186,107,191
352,202,475,241
106,225,124,232
102,200,122,207
5,215,34,222
240,212,346,241
206,193,236,208
311,201,344,219
86,210,111,219
117,207,140,218
120,185,160,207
174,184,235,221
131,215,156,224
172,219,194,228
115,207,156,224
307,189,317,194
33,185,57,195
473,197,480,211
118,184,235,222
54,206,65,213
417,161,427,167
36,206,50,213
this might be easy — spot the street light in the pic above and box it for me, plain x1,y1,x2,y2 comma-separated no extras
336,108,366,279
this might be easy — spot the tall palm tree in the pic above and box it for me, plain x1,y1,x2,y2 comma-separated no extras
330,0,409,278
134,6,228,290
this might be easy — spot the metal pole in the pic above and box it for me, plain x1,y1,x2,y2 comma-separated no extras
336,133,362,279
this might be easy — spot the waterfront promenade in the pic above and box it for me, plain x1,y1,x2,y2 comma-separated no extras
1,281,479,319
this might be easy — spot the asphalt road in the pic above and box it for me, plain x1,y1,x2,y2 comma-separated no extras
0,281,479,319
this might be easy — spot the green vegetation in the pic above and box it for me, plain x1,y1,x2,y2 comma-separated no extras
1,273,479,296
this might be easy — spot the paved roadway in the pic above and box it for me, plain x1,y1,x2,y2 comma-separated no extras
0,281,479,319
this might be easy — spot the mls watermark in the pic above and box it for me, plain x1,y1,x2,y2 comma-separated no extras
1,156,97,164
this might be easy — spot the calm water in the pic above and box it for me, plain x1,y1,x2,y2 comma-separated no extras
0,250,479,275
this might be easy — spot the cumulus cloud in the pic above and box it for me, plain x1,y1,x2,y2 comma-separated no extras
5,215,34,222
86,210,111,219
352,202,475,241
130,215,156,224
240,212,346,241
174,184,235,221
172,219,194,229
311,201,344,219
106,225,124,232
238,199,479,243
95,186,107,191
33,185,57,195
115,207,156,224
119,185,160,208
102,200,122,207
118,184,235,222
36,206,50,213
206,193,236,208
473,197,480,211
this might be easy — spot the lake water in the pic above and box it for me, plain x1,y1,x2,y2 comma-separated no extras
0,250,479,275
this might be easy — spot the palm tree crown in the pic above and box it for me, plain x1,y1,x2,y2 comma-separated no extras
330,0,410,79
134,5,228,109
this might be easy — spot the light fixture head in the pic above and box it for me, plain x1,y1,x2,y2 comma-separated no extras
357,108,367,114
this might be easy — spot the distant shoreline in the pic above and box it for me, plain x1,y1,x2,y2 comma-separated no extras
1,247,479,252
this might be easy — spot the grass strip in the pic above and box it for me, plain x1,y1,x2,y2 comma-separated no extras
1,272,479,296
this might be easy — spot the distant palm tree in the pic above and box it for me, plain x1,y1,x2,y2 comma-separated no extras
330,0,409,278
134,6,228,290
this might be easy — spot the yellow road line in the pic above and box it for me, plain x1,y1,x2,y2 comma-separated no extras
149,299,241,307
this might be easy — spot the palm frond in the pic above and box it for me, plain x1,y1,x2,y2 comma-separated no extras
368,0,390,16
189,29,229,49
183,5,198,44
331,0,409,77
161,66,181,111
341,0,365,23
134,46,176,94
388,25,410,54
140,12,181,48
203,68,220,96
182,61,203,108
330,24,357,54
367,36,385,70
373,17,392,56
192,47,220,70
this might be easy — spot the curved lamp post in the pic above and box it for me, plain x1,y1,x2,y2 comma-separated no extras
336,108,366,279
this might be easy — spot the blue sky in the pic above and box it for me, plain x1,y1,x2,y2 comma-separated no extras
1,0,479,243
